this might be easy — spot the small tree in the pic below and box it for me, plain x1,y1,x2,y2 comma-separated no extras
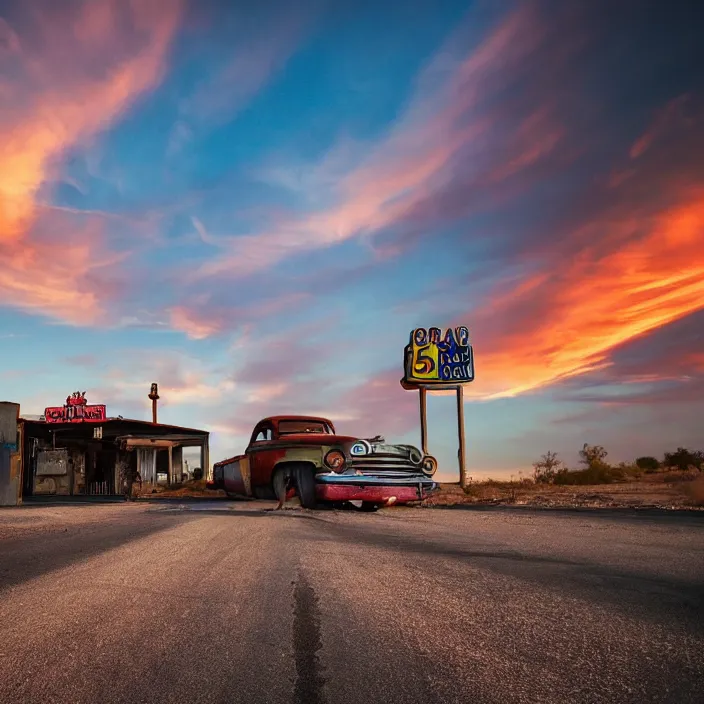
636,456,660,472
663,448,704,472
579,443,608,470
532,451,564,483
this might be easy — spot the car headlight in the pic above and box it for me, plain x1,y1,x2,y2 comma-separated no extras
409,448,423,465
350,440,371,456
421,455,438,476
324,450,346,472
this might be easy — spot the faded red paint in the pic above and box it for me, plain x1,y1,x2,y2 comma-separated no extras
249,446,288,486
316,484,427,504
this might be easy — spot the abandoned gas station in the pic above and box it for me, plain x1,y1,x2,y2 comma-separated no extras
0,392,209,506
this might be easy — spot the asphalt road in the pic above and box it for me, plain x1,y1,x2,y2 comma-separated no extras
1,501,703,704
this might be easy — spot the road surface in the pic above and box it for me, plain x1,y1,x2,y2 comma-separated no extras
1,501,702,703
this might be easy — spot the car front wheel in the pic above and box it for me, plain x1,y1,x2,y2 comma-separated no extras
292,464,317,509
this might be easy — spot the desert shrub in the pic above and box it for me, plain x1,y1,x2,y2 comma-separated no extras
532,451,564,484
579,443,608,470
554,464,616,485
192,467,204,481
636,456,661,472
616,462,642,479
663,448,704,472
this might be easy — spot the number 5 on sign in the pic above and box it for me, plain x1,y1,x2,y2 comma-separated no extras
412,344,439,378
411,327,440,380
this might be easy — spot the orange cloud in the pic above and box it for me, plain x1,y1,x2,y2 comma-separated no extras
342,175,704,424
462,189,704,400
0,0,183,322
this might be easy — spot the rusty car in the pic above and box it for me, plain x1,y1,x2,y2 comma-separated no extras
207,415,438,510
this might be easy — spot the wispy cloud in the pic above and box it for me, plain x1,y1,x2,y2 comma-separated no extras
0,0,184,323
630,93,693,159
167,291,311,339
168,3,313,154
92,349,234,412
192,2,566,280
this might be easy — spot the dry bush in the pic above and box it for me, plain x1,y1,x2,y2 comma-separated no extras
681,476,704,506
661,469,700,484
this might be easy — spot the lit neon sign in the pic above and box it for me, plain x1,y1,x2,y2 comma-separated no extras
45,392,107,423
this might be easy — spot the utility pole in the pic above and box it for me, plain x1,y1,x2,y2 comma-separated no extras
148,383,160,424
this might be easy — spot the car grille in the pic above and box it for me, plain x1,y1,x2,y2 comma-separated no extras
348,449,422,476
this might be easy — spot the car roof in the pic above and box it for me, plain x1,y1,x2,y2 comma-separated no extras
258,415,334,426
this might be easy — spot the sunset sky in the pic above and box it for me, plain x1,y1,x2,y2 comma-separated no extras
1,0,702,480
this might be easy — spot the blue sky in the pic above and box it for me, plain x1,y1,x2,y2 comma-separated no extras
1,0,703,479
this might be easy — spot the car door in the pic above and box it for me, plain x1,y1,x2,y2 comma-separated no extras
247,422,276,487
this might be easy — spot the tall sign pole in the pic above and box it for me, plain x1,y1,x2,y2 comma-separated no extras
148,383,160,424
419,387,428,455
456,384,467,489
401,327,475,485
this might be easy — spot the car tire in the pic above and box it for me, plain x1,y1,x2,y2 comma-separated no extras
360,502,380,512
271,468,288,506
293,464,317,509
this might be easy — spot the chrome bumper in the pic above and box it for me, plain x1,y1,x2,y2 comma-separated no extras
316,472,437,490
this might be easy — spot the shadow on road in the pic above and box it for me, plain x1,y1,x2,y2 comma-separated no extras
424,502,704,523
0,507,267,591
294,511,704,633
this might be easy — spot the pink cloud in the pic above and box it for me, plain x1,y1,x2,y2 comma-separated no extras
168,306,226,340
0,0,184,323
167,291,312,339
91,349,234,415
337,370,418,438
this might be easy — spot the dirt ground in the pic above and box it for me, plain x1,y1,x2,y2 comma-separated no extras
133,479,227,499
136,474,704,510
424,475,704,510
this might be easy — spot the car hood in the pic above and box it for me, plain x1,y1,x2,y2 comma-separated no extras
275,433,360,446
275,434,425,462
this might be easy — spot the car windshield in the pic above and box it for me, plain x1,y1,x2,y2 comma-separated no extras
278,420,333,435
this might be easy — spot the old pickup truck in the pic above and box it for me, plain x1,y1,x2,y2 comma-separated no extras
207,415,438,510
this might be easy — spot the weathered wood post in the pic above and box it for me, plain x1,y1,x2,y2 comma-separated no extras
457,384,467,489
419,387,428,455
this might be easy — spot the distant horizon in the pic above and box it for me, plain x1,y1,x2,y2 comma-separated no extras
9,392,693,484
